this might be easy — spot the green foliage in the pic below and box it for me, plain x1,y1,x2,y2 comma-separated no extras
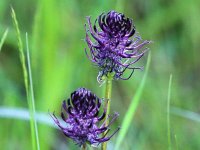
0,0,200,150
11,8,40,150
26,33,40,150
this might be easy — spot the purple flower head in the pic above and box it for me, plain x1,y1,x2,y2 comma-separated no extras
51,88,120,146
85,10,151,81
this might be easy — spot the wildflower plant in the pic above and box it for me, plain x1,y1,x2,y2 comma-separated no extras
51,10,150,150
51,88,120,147
85,10,151,81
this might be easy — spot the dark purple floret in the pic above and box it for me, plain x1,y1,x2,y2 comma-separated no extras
85,10,151,82
51,88,119,146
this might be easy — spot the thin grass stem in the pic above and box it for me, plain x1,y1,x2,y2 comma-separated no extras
0,28,9,52
175,134,179,150
26,33,40,150
167,74,173,150
11,7,39,150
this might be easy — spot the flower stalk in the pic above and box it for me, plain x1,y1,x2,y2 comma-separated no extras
81,143,87,150
102,73,114,150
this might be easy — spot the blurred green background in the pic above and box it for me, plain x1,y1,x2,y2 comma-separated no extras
0,0,200,149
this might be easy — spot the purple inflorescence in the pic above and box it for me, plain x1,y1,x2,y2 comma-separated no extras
51,88,119,146
85,10,151,81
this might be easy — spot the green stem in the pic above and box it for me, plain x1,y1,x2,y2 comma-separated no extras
11,8,37,150
167,74,173,150
81,144,87,150
101,73,113,150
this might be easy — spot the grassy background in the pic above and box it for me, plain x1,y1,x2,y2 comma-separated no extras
0,0,200,149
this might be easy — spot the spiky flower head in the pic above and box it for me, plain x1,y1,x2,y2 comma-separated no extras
51,88,119,146
85,10,151,82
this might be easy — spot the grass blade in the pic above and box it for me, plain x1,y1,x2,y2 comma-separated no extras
11,7,29,98
0,28,9,52
171,107,200,123
167,74,173,150
26,33,40,150
11,7,39,150
0,107,57,128
174,134,179,150
115,52,151,150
